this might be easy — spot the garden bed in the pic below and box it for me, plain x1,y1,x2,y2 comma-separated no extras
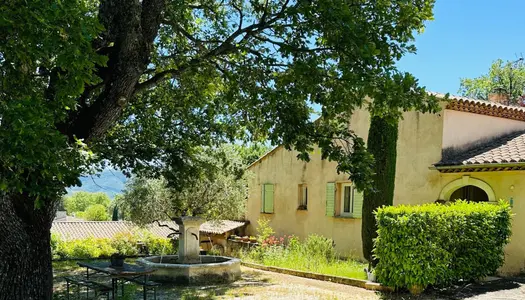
238,219,368,281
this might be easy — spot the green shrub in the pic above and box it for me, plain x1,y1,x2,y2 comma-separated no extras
302,234,335,260
53,237,115,259
51,233,60,259
256,217,274,243
111,232,139,256
374,200,512,291
83,204,110,221
243,229,366,279
143,235,177,255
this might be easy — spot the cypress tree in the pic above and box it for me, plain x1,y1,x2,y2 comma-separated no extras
362,116,398,265
112,206,119,221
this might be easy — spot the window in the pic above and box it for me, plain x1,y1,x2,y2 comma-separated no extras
340,183,353,216
298,184,308,210
327,183,363,218
261,183,274,213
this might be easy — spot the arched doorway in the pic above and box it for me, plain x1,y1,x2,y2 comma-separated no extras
449,185,489,202
439,176,496,202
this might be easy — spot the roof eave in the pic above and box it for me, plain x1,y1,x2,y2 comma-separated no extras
431,162,525,172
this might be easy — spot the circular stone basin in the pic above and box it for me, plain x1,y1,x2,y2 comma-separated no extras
137,255,241,284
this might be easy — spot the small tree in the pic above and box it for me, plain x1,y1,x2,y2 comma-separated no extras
112,205,119,221
82,204,110,221
361,75,441,265
459,58,525,105
117,145,248,225
64,192,111,215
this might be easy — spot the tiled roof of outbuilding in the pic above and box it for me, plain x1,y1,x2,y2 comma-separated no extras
51,220,246,241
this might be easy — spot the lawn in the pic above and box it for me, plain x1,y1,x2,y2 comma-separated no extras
239,233,367,280
243,255,368,280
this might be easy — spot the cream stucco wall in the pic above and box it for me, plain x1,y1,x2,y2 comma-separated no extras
246,107,445,259
442,109,525,150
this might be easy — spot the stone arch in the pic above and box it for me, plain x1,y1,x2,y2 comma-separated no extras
439,175,496,202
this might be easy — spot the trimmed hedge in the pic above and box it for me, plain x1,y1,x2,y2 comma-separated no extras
51,232,177,260
374,200,512,291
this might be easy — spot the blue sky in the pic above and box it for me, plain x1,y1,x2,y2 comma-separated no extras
397,0,525,95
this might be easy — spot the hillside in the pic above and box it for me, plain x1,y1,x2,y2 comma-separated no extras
68,169,127,199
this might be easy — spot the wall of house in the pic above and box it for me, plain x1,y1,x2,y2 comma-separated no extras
442,110,525,151
245,106,445,259
436,172,525,275
245,103,525,274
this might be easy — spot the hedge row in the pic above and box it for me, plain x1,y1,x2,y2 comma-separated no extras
51,232,177,260
374,200,512,291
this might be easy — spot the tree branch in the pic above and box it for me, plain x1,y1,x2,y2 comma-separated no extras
135,0,293,92
154,220,180,234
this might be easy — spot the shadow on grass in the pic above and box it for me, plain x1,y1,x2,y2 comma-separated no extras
378,277,524,300
159,270,273,299
53,262,274,300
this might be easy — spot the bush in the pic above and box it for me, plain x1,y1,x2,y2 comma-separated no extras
54,237,115,259
374,200,512,291
242,224,366,279
142,233,177,255
64,191,111,215
111,232,139,256
83,204,110,221
51,231,178,260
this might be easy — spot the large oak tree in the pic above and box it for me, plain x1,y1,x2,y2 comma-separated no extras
0,0,437,298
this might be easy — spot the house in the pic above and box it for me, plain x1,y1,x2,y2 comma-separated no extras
245,93,525,275
51,220,247,252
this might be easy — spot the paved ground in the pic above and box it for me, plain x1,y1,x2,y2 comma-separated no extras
53,263,525,299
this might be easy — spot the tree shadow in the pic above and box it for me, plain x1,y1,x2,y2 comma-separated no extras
378,277,525,300
155,269,274,299
53,263,274,299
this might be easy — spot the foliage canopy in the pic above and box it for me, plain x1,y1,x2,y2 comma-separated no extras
82,204,110,221
116,145,248,225
1,0,439,200
459,58,525,105
63,191,111,215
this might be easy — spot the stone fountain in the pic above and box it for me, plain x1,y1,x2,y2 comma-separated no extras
137,216,241,284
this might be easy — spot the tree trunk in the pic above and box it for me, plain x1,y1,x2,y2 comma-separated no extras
0,193,55,300
362,116,398,265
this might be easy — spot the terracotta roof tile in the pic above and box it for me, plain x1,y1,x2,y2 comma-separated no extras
51,220,246,241
429,92,525,121
436,131,525,167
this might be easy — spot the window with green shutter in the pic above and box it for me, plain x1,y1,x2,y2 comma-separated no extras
352,190,363,218
339,183,363,218
326,183,335,216
261,183,274,213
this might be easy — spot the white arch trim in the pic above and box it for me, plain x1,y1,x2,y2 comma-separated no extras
439,175,496,202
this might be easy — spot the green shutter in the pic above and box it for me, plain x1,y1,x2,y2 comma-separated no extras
326,183,335,217
352,188,363,218
261,185,265,213
262,184,274,213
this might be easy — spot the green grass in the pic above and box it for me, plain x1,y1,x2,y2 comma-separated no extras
244,254,367,280
241,234,367,280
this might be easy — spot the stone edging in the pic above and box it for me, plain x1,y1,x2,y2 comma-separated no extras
241,261,393,292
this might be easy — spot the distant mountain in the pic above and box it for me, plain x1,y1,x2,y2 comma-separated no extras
67,169,127,199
